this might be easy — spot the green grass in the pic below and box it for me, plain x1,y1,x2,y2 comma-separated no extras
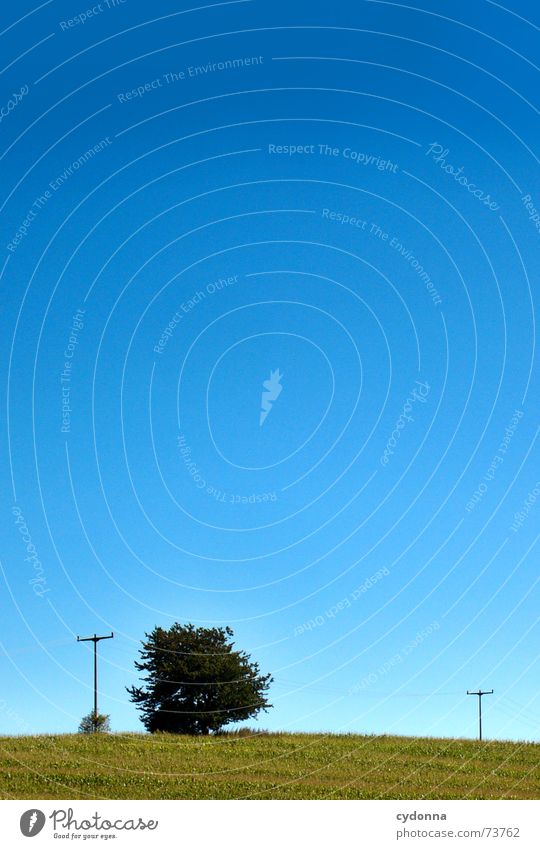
1,731,538,799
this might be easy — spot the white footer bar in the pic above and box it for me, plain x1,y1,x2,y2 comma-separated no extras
2,799,539,847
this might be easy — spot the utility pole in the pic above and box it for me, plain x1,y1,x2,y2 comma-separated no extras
467,689,493,741
77,633,114,726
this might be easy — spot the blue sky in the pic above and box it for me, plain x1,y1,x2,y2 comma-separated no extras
1,0,540,742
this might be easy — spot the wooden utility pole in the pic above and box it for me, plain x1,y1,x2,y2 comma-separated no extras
77,633,114,724
467,689,493,740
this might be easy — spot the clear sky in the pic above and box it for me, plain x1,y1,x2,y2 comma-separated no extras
1,0,540,743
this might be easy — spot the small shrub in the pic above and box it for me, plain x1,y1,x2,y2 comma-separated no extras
78,712,111,734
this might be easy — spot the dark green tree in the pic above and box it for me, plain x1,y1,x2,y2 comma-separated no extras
78,712,111,733
127,623,273,734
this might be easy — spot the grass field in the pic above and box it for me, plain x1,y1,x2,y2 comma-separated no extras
1,731,538,800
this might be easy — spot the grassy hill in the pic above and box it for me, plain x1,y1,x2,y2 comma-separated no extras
1,731,538,799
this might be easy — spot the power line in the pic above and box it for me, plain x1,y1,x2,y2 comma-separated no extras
273,678,462,698
500,694,540,724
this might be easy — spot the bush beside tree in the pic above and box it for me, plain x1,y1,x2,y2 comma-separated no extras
78,712,111,733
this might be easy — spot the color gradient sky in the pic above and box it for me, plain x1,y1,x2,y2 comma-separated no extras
1,0,540,742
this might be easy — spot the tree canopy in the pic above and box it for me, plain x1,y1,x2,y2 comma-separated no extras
127,623,273,734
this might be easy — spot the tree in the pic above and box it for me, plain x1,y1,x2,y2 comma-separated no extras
127,623,273,734
78,712,111,733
